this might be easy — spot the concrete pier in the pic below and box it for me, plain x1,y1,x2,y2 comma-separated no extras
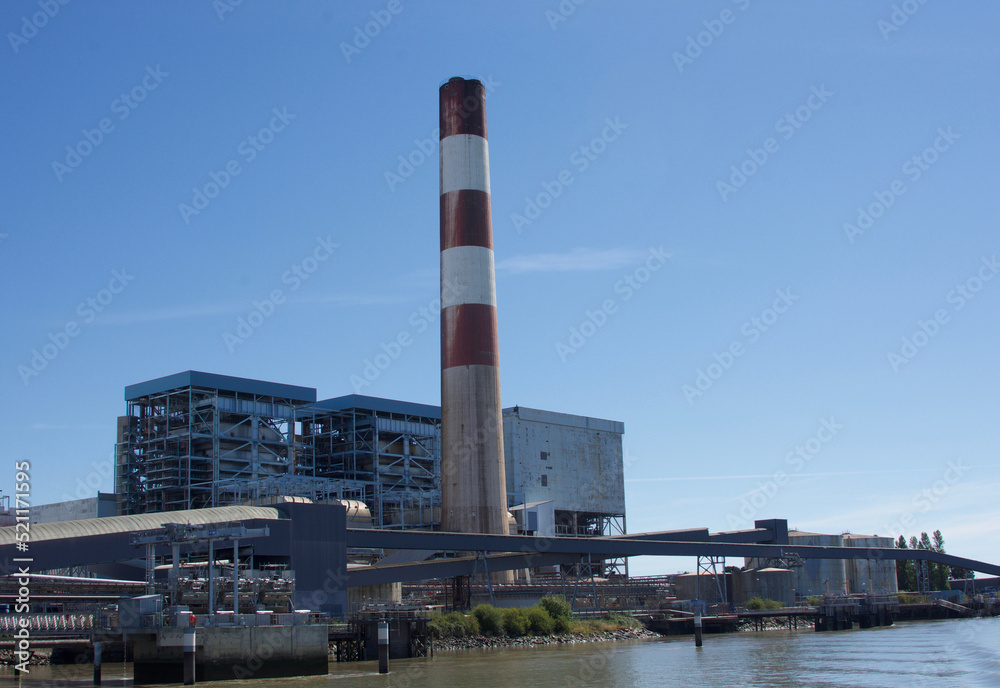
131,625,328,683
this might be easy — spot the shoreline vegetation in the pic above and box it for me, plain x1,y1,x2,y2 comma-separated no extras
428,596,659,651
428,593,1000,652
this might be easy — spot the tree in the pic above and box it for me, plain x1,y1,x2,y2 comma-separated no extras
895,535,915,591
903,530,956,591
928,530,949,590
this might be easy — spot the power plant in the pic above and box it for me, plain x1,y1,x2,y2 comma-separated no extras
3,76,1000,681
112,370,627,556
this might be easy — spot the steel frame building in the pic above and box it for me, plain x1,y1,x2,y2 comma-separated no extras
115,373,626,556
309,396,441,529
116,372,316,514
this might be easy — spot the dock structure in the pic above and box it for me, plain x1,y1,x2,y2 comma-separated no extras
643,594,900,635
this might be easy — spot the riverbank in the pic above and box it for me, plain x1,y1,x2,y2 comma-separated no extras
433,626,659,651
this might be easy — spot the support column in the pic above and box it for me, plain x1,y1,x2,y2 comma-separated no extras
183,626,196,685
378,620,389,674
93,641,102,685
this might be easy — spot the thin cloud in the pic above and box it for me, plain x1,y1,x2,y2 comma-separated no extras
97,292,413,325
97,301,239,325
497,247,662,274
293,292,414,307
625,467,947,483
30,423,105,431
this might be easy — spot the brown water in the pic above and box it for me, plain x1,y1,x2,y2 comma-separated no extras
3,618,998,687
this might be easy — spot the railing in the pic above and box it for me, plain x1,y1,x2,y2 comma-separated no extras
0,613,93,633
934,598,972,615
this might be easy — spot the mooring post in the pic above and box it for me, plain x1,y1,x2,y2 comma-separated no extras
694,611,703,647
93,641,102,685
378,620,389,674
183,625,196,685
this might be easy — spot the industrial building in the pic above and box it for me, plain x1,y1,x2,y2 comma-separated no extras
747,530,899,598
113,371,626,545
503,406,625,539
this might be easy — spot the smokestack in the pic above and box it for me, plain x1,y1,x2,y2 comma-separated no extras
439,77,509,538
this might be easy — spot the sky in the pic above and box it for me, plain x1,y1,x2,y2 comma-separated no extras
1,1,998,577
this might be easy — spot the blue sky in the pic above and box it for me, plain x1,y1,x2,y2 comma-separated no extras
2,1,997,576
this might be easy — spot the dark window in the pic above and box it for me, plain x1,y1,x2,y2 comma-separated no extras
540,474,548,487
540,451,548,461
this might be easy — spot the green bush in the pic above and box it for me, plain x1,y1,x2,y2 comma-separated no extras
805,596,822,605
427,611,480,638
553,615,573,634
472,604,504,636
745,597,783,610
501,607,529,637
539,595,573,620
526,606,555,635
898,593,930,604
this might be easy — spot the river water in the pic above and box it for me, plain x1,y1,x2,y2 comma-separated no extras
4,618,999,688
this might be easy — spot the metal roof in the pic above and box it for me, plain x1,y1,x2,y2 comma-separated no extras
502,405,624,434
124,371,316,403
313,394,441,420
0,505,282,545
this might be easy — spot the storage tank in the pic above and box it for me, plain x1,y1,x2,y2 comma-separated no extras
672,572,732,604
733,568,795,606
787,532,848,597
329,499,373,528
843,534,898,594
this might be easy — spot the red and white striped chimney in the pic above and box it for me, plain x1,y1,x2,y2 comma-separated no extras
439,77,509,537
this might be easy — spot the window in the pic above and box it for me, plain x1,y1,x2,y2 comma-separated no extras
540,451,548,461
540,474,548,487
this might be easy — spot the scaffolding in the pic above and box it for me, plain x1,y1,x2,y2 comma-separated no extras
115,373,441,527
552,512,628,578
308,400,440,529
116,373,314,514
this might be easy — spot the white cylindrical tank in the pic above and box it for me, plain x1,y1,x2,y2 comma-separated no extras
734,568,795,606
788,532,849,597
843,535,898,594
